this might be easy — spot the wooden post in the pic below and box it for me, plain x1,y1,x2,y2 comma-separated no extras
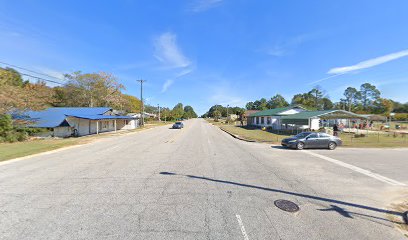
96,121,99,134
114,119,117,132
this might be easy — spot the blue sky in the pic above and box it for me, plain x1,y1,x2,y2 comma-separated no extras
1,0,408,114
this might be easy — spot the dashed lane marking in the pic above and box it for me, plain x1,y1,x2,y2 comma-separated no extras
236,214,250,240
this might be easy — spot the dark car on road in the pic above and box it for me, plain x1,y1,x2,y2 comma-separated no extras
172,122,184,129
281,132,342,150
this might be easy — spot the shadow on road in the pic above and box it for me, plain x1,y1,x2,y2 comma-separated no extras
270,146,293,150
159,171,404,224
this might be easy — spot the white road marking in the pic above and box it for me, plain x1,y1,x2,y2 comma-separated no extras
236,214,250,240
304,151,406,186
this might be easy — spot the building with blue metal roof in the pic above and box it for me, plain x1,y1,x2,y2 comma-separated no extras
16,107,138,137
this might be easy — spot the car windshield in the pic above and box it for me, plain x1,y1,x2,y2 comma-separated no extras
175,122,182,124
294,132,311,138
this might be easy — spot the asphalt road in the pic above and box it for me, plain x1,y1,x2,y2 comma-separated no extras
1,118,407,240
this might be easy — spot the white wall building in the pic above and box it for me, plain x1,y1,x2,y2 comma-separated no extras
18,107,138,138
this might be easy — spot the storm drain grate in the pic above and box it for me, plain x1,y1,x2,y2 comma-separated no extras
274,199,300,213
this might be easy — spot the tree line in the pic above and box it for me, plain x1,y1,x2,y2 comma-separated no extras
201,105,245,119
245,83,407,116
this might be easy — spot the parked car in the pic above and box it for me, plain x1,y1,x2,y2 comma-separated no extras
281,132,342,150
172,122,184,129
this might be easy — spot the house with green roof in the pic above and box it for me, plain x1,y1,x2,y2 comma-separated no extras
247,105,306,129
249,106,365,130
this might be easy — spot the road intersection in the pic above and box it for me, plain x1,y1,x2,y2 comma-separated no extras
0,118,407,239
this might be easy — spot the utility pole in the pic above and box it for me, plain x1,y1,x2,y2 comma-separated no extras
158,104,161,121
137,79,147,126
227,104,229,124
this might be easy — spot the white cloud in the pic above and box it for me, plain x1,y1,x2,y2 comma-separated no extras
328,49,408,74
154,32,191,68
161,79,174,93
189,0,223,12
265,34,314,57
161,68,194,93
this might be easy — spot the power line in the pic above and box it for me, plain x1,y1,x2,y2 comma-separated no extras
0,60,67,82
19,72,64,85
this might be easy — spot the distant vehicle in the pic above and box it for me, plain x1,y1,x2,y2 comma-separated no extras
172,122,184,129
281,132,342,150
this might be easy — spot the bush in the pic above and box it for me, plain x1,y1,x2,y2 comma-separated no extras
0,114,29,143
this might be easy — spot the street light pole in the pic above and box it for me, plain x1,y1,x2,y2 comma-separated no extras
137,79,147,126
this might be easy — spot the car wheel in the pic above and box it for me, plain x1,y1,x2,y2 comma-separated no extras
296,142,304,150
328,142,337,150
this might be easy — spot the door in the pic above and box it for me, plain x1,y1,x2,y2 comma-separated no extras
317,133,331,148
304,133,319,148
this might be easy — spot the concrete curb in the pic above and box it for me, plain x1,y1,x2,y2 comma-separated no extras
218,127,257,142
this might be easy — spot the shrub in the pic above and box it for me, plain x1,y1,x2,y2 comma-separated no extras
0,114,30,142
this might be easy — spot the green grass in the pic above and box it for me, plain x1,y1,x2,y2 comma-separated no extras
0,122,167,162
0,138,81,162
211,121,408,148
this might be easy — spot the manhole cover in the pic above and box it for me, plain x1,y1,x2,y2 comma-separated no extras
274,199,300,213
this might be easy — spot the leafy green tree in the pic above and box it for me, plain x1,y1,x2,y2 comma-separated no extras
213,110,221,121
171,103,184,119
267,94,289,108
308,87,324,109
63,71,125,108
343,87,360,112
245,101,255,110
360,83,380,112
122,94,141,113
321,97,333,110
0,67,27,87
183,105,198,119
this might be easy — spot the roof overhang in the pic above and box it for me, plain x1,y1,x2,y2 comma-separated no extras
66,114,137,120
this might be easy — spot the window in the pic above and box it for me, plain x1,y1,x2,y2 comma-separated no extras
260,117,264,124
267,117,271,125
319,133,331,138
256,117,259,124
308,133,318,138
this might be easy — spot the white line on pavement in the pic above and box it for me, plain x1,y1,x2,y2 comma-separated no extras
303,151,406,186
236,214,250,240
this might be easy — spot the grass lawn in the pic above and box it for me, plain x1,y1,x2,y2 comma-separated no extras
0,138,81,162
208,120,408,148
0,122,167,162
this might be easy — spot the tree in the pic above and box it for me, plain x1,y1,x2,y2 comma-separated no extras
372,98,394,115
121,94,141,113
213,110,221,121
267,94,289,109
160,107,171,121
171,103,184,119
360,83,380,112
291,93,315,109
0,67,27,87
309,87,324,109
253,98,268,110
63,71,125,108
1,70,54,114
343,87,360,112
321,97,333,110
245,101,255,110
183,105,198,119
